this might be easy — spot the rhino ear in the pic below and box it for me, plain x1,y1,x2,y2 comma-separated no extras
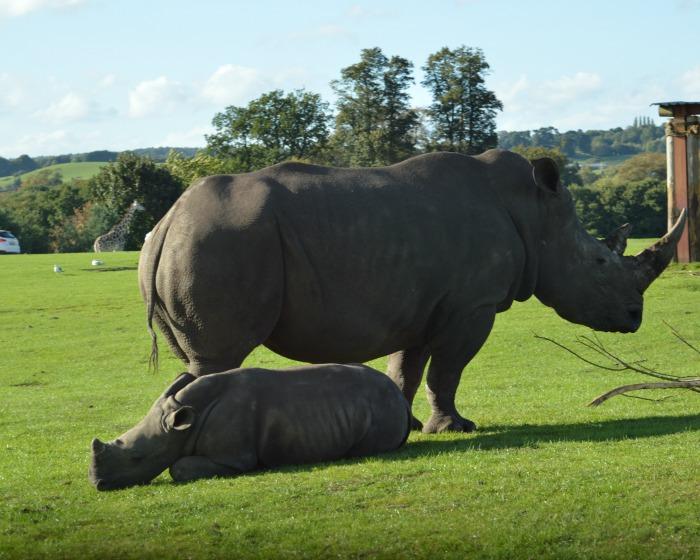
531,158,560,194
165,406,195,432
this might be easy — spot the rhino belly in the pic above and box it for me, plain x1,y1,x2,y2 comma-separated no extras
255,399,372,467
264,282,437,363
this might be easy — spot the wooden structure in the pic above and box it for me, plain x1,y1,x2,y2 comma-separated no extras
654,101,700,262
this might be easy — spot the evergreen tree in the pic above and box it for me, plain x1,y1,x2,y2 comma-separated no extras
331,47,418,166
421,46,502,155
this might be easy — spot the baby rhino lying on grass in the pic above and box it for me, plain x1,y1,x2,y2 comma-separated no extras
89,364,411,490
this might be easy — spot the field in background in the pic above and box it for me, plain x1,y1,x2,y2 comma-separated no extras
0,162,108,190
0,250,698,559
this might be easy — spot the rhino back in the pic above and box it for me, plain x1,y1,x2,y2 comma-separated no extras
182,365,410,468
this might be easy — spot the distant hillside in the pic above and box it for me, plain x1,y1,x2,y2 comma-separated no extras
497,119,665,161
34,147,199,167
0,147,199,179
0,161,109,191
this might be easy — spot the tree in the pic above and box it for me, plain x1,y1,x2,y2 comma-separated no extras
0,172,86,253
165,150,244,188
421,46,502,155
498,130,532,149
89,152,183,249
531,127,559,149
559,131,579,157
330,47,418,166
206,89,332,171
613,152,665,184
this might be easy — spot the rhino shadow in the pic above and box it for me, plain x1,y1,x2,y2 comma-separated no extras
82,266,138,273
400,413,700,455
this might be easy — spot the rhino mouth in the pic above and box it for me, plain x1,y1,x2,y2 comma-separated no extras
90,477,148,491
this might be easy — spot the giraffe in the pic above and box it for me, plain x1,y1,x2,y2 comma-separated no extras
93,200,145,252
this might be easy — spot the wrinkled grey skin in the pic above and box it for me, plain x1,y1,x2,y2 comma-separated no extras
138,149,686,434
89,364,410,491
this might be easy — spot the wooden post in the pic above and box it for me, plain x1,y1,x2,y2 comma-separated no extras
687,117,700,261
657,102,700,263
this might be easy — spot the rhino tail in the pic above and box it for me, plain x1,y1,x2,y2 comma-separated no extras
141,209,175,373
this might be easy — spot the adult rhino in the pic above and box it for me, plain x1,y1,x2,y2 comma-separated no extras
139,149,686,434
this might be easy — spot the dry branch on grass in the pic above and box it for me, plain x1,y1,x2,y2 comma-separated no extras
535,328,700,407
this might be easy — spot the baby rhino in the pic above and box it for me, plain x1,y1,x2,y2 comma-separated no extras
89,364,410,490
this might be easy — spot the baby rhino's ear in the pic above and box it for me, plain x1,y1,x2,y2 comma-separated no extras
164,406,195,432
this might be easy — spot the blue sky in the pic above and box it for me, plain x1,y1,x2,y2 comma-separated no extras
1,0,699,157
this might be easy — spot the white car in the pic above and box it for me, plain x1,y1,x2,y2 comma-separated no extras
0,230,20,254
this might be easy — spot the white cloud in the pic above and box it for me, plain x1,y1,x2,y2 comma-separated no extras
160,125,210,147
0,73,22,109
201,64,271,106
128,76,190,118
680,66,700,96
495,71,605,130
0,127,108,157
34,91,115,123
2,129,67,155
99,74,116,88
542,72,602,103
315,24,352,38
496,74,665,132
0,0,84,17
34,92,88,122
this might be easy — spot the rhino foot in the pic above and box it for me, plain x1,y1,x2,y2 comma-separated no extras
422,413,477,434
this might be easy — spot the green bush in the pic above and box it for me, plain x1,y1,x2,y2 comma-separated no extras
571,179,665,238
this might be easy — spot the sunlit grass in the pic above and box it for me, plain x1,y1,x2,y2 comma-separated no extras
0,250,698,559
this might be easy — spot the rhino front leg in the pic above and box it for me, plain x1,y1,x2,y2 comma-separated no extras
387,346,430,430
169,456,250,483
422,306,496,434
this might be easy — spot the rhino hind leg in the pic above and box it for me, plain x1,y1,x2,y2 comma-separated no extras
152,307,189,366
169,456,252,483
387,346,430,430
422,305,496,434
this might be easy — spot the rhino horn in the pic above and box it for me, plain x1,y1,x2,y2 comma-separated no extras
91,438,106,455
634,208,687,292
604,223,632,255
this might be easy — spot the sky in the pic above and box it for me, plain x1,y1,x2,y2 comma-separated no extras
1,0,699,158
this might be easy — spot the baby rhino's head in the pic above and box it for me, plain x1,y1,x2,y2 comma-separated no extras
89,374,196,491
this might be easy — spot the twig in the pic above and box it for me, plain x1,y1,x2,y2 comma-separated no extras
621,393,674,404
533,334,626,371
588,380,700,407
664,320,700,357
535,327,700,405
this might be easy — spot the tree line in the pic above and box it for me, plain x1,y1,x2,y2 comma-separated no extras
0,45,669,253
499,121,665,158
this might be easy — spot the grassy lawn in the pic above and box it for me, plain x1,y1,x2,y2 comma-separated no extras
0,249,698,559
0,162,108,190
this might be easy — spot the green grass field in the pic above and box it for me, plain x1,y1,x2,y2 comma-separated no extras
0,162,108,189
1,248,698,559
